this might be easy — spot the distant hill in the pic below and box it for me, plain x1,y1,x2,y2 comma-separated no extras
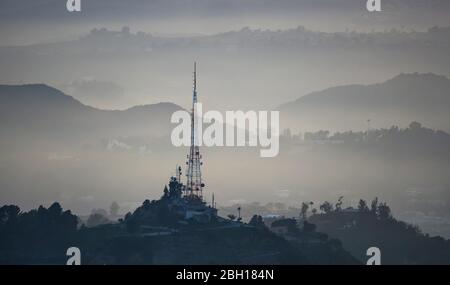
280,73,450,132
0,84,183,148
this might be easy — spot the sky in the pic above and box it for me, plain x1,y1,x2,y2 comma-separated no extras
0,1,449,111
1,0,450,46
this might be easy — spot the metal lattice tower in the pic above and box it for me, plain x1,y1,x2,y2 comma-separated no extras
185,62,204,199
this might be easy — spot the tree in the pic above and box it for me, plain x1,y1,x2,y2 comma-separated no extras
378,202,392,220
48,202,63,216
0,203,78,256
110,202,120,217
370,197,379,215
409,121,422,130
249,215,265,228
0,205,20,225
335,196,344,212
300,202,310,220
227,214,236,221
271,218,298,234
143,199,151,210
311,208,318,215
358,199,369,212
320,201,334,214
162,186,169,198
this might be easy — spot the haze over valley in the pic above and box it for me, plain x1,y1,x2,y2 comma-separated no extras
2,74,450,237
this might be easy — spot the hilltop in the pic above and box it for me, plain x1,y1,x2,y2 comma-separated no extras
0,178,359,265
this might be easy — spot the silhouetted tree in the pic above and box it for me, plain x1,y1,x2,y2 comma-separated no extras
271,218,298,234
162,185,169,199
249,215,266,228
358,199,369,212
320,201,334,214
0,205,20,225
227,214,236,221
300,202,310,220
143,199,151,210
335,196,344,212
0,202,78,263
48,202,63,216
168,177,182,198
378,202,392,220
370,197,379,215
409,121,422,130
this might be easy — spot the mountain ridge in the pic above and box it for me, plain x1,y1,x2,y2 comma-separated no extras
0,83,183,112
279,72,450,132
0,84,184,147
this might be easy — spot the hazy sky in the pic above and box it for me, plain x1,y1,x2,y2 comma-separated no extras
1,0,450,46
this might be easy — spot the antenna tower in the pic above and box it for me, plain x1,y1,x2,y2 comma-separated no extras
185,62,204,199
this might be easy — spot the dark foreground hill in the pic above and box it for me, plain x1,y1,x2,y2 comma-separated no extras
3,196,450,264
308,198,450,265
0,198,358,265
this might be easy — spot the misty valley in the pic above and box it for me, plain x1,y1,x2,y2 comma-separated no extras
1,74,450,265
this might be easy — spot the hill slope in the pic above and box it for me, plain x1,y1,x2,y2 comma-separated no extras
280,73,450,132
0,84,183,148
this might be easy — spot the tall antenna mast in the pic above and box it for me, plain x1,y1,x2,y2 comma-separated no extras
185,62,204,200
193,62,197,103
